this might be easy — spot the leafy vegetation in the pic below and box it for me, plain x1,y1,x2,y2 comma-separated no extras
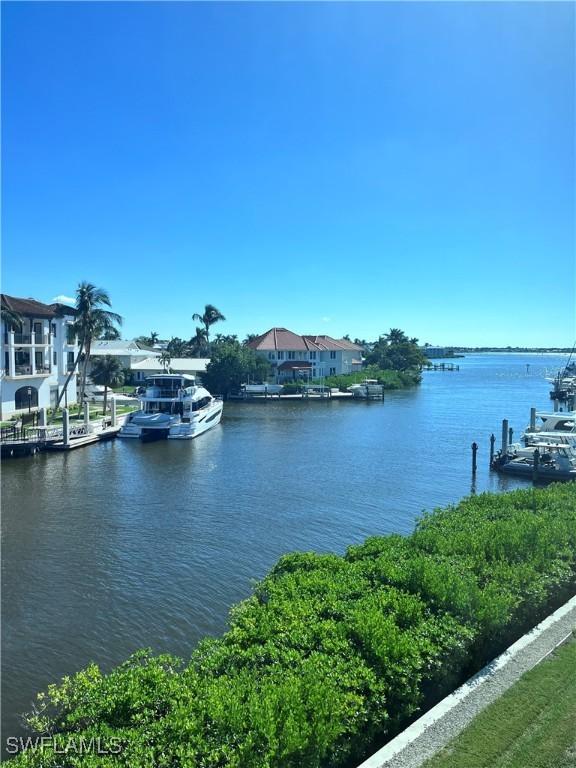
364,329,428,372
202,340,271,397
12,485,576,767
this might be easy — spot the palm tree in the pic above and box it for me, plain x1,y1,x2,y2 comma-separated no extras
192,304,225,353
1,305,23,331
159,350,171,372
385,328,408,345
98,326,121,340
167,337,191,357
90,356,125,415
190,326,208,357
52,282,122,416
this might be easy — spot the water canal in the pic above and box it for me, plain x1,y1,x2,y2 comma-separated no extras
1,353,570,743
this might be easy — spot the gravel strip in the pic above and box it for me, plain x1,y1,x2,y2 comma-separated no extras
357,595,576,768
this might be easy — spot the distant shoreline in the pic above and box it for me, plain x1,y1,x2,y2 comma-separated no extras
450,348,572,354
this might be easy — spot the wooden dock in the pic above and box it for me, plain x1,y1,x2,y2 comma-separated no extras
423,362,460,371
44,426,121,451
1,405,127,458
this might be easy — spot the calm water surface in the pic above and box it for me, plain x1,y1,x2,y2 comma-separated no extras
1,353,569,741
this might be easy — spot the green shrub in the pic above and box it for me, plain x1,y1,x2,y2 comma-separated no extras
13,485,576,767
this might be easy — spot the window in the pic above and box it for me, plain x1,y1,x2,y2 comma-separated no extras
53,351,57,365
277,351,284,360
330,367,336,375
310,351,317,360
66,326,75,345
287,351,296,360
67,351,75,371
268,352,275,360
330,351,336,359
51,323,57,337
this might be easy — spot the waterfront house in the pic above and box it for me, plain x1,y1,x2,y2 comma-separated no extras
1,294,79,418
88,340,161,383
247,328,363,383
130,357,210,381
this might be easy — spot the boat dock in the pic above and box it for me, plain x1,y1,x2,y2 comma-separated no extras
1,402,126,458
423,362,460,371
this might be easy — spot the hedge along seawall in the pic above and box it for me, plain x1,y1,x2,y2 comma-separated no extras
11,483,576,768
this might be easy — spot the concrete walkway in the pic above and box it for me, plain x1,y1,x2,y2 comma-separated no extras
357,594,576,768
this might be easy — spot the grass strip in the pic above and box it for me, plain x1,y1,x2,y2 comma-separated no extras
424,636,576,768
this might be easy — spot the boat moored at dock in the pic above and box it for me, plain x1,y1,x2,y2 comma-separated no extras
347,379,385,399
491,442,576,481
118,374,223,441
522,410,575,447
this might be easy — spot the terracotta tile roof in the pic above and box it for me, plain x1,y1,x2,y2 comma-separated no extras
248,327,363,353
303,335,363,351
2,294,53,318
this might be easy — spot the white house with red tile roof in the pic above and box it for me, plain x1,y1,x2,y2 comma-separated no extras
247,328,363,383
1,294,80,417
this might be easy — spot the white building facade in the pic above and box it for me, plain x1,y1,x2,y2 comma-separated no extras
1,295,79,418
248,328,363,383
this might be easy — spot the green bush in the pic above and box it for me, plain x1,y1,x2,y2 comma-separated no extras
12,485,576,767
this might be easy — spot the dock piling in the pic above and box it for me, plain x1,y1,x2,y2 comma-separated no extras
530,408,536,431
111,397,117,428
533,448,540,483
84,402,90,427
39,408,47,427
501,419,509,456
489,433,496,467
471,442,478,474
509,427,513,446
62,408,70,447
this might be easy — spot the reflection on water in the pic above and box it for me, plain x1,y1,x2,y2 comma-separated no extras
1,353,569,741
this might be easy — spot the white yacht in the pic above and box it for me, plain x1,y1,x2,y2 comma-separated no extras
523,411,575,446
118,374,223,441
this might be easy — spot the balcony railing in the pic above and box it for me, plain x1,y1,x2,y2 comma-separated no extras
11,333,50,346
13,365,51,376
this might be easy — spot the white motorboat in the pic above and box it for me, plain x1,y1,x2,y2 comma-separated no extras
492,442,576,481
118,374,223,441
347,379,385,399
523,411,576,446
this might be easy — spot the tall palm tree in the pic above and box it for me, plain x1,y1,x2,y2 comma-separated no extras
192,304,225,353
52,282,122,417
90,356,125,416
159,350,171,372
1,305,23,331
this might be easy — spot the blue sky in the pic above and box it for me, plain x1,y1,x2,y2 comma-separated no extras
2,2,574,346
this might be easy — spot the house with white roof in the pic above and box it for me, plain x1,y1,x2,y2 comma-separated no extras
247,328,363,383
130,357,210,380
88,339,160,382
1,294,80,417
